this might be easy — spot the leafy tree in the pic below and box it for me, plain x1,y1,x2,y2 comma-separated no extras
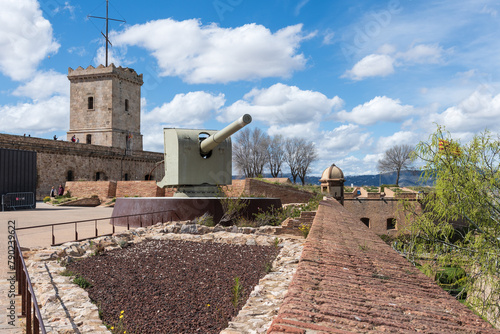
377,144,414,186
399,126,500,326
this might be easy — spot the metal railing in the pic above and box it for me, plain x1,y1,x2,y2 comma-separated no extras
14,232,47,334
1,192,35,211
12,208,181,332
16,209,180,246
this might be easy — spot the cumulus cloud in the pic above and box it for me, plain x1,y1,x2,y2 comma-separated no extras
343,43,446,81
0,96,69,134
218,83,343,128
143,91,225,128
13,70,68,100
318,124,371,156
113,19,313,84
0,0,60,81
141,91,226,152
342,54,394,80
376,131,420,152
337,96,414,125
425,88,500,134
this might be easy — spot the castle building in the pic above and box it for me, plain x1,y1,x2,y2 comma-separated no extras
0,64,164,200
66,65,143,151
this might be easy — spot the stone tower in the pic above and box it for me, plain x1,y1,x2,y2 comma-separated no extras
67,64,144,151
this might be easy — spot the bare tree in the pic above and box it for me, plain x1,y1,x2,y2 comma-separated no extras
377,144,414,186
284,138,301,183
297,141,317,185
266,135,285,178
233,128,269,177
285,138,317,184
233,128,252,177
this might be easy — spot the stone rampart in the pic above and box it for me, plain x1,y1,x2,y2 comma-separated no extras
267,199,499,333
0,133,164,200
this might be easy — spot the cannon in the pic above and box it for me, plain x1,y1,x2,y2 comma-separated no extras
157,114,252,197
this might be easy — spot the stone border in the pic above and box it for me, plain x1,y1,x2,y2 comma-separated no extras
24,222,304,333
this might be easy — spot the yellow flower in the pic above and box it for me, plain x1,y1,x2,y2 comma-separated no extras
119,314,124,319
207,304,210,307
120,310,125,314
111,327,114,330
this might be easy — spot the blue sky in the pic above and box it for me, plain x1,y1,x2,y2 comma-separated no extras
1,0,500,176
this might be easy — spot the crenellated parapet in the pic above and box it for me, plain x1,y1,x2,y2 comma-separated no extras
68,63,143,85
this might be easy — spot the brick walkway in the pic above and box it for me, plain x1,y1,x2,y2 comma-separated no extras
268,199,499,333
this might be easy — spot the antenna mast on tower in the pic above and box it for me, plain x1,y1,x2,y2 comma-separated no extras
88,0,126,66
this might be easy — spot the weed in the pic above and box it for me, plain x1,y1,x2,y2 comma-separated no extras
298,224,310,238
193,213,215,227
91,241,105,256
59,269,75,277
264,262,273,274
231,277,244,309
358,244,368,251
118,240,128,248
73,276,92,289
273,237,280,249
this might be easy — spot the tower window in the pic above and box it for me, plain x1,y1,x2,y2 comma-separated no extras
67,170,74,181
125,99,129,112
387,218,397,230
360,218,370,228
86,134,92,144
88,96,94,110
124,173,130,181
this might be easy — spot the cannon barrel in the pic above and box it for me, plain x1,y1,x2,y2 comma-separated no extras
200,114,252,154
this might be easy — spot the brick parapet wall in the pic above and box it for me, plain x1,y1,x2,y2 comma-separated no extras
116,181,165,198
267,199,499,333
64,181,116,201
245,179,315,204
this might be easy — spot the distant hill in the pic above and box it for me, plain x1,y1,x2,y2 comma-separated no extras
235,170,433,187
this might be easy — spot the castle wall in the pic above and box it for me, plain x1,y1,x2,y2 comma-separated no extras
0,134,163,200
245,178,315,204
343,198,422,235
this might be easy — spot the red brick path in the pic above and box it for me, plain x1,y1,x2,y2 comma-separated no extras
267,199,499,333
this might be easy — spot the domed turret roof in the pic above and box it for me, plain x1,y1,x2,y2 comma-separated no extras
320,163,344,181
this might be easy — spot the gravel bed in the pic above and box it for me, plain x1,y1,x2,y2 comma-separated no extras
67,239,279,333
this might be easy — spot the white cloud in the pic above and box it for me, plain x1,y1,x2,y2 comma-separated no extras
396,43,444,64
113,19,313,84
318,124,371,156
0,96,69,134
13,70,68,100
322,29,335,45
337,96,414,125
141,91,226,152
376,131,419,152
343,44,446,81
143,91,225,128
342,54,394,80
425,88,500,134
218,83,343,127
295,0,310,16
0,0,60,80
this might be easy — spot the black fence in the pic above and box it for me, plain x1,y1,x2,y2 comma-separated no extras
1,192,36,211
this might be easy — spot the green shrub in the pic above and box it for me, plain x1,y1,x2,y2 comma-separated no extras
73,276,92,289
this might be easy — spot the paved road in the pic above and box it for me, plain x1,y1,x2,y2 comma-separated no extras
0,203,115,332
